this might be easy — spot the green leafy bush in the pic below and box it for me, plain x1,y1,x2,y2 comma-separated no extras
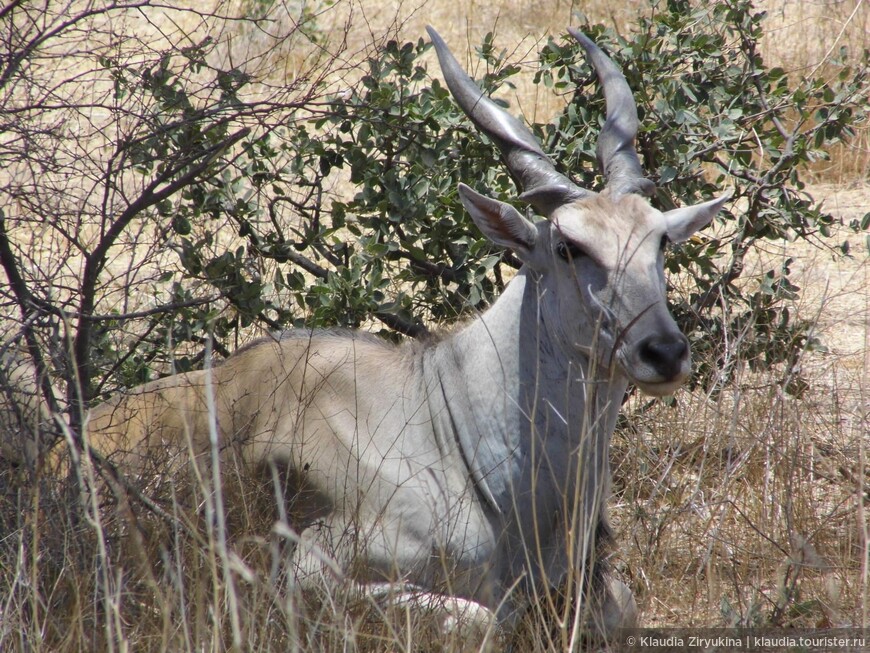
1,0,867,436
187,0,866,395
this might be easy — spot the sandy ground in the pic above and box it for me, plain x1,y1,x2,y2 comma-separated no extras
795,185,869,361
777,184,868,398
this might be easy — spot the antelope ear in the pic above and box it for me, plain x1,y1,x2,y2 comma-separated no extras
663,191,731,243
458,183,537,255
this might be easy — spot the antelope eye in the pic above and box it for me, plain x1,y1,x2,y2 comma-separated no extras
659,234,670,251
556,240,585,262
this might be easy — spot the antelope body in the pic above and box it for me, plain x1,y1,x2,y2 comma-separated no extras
82,28,729,637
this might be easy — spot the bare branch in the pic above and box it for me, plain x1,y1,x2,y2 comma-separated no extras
72,127,251,409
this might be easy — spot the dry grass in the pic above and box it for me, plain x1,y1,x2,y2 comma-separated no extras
613,182,869,626
611,182,869,630
0,1,868,651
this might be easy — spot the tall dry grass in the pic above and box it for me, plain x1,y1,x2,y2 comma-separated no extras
609,184,869,629
0,0,867,651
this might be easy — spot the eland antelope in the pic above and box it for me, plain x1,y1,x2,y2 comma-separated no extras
80,27,729,640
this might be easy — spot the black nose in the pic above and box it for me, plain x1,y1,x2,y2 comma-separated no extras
638,334,689,380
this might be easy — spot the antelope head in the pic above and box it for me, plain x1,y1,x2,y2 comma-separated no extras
428,27,729,396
